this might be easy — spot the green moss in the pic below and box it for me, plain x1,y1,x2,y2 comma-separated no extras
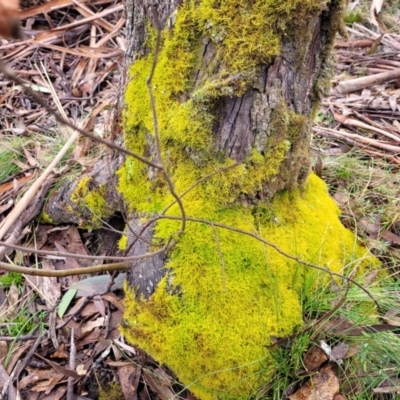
39,210,54,224
344,10,364,25
193,0,328,75
98,382,124,400
70,176,114,229
0,272,24,290
123,174,377,399
118,235,128,251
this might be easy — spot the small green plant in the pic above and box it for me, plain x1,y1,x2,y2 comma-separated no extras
0,149,22,183
315,111,334,126
0,272,24,290
344,10,364,25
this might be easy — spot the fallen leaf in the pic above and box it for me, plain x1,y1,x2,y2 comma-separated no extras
330,342,349,364
76,364,87,376
143,368,176,400
51,344,69,359
82,317,105,334
383,309,400,327
70,273,126,297
57,288,77,318
40,385,67,400
18,368,64,391
25,260,61,309
103,292,125,313
93,295,106,317
381,230,400,246
117,364,140,400
304,345,328,371
0,341,8,361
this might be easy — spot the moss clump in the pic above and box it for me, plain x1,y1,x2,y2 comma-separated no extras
118,235,128,251
98,382,124,400
0,272,24,290
123,174,377,399
193,0,328,75
39,210,54,224
70,176,114,229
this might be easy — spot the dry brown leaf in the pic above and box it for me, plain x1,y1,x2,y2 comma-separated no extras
330,342,349,364
93,295,106,317
143,368,176,400
0,341,8,362
51,343,69,359
30,377,64,394
288,364,339,400
6,283,19,318
381,230,400,245
22,147,37,167
64,225,91,266
117,364,140,400
343,345,360,359
82,316,105,334
18,368,64,391
103,292,125,313
304,345,328,372
40,385,67,400
0,175,32,196
6,341,32,374
383,309,400,326
25,260,61,309
76,364,87,376
364,271,379,286
80,301,102,318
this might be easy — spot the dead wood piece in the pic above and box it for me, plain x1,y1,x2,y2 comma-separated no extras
336,68,400,94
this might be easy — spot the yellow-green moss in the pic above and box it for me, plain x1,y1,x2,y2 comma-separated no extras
118,235,128,251
39,210,54,224
70,176,114,229
98,382,124,400
123,174,377,399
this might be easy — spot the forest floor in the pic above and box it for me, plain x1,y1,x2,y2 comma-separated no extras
1,0,400,399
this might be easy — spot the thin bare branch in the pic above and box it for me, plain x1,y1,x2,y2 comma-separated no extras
0,260,130,276
145,5,186,235
0,239,165,261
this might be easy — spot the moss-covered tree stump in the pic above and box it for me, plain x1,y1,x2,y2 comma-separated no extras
106,0,376,398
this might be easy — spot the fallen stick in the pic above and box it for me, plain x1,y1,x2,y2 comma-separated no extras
335,68,400,94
